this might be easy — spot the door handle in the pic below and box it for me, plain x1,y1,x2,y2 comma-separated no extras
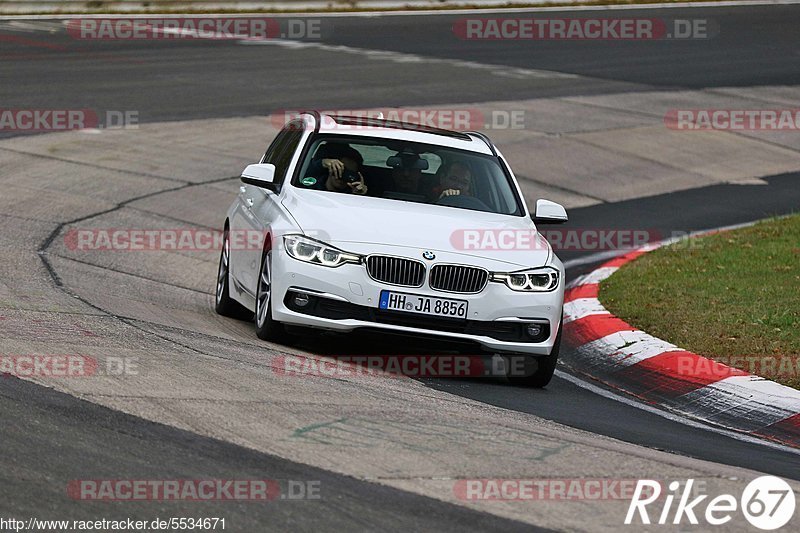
245,198,254,208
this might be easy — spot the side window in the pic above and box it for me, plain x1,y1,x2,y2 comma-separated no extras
262,121,304,187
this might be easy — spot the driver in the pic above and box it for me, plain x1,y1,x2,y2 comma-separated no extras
429,161,473,201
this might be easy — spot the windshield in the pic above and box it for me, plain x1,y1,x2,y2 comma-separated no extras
292,136,523,216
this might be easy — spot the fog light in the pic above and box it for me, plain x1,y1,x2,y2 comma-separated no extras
526,323,543,338
293,293,310,308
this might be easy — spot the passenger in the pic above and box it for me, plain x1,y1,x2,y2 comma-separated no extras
429,161,473,201
304,143,368,195
386,150,427,195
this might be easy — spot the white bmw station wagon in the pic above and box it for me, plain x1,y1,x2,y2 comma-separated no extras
216,112,568,387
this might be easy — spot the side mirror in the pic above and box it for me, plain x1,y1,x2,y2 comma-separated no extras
531,199,568,224
241,163,277,190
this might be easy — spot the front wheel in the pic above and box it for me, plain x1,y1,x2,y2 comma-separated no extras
254,250,290,343
215,228,250,318
504,321,561,388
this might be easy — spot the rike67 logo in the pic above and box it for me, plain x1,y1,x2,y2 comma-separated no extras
626,476,795,530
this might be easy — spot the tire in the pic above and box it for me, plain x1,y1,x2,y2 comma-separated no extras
254,249,291,343
215,227,250,318
504,321,562,388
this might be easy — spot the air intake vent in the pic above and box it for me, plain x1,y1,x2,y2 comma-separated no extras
366,256,426,287
429,265,488,293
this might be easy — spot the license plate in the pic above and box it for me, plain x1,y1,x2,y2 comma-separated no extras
379,290,468,319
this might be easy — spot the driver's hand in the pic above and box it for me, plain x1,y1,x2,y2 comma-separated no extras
348,173,368,196
439,189,461,199
322,158,344,180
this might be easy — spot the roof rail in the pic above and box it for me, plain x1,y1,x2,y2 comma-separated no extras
296,110,322,134
329,115,473,141
464,131,497,156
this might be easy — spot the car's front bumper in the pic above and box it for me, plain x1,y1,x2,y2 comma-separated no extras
271,247,564,356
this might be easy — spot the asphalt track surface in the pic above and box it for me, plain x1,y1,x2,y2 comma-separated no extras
1,3,800,529
0,376,539,532
1,5,800,126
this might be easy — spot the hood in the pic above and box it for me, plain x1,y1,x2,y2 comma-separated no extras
283,188,552,269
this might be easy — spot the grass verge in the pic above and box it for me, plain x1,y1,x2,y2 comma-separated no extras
600,214,800,389
0,0,771,16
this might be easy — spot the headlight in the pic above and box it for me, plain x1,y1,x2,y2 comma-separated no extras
490,267,559,292
283,235,361,267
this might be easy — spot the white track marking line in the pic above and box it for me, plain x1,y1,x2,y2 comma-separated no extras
555,369,800,456
0,20,62,32
73,22,578,79
238,38,578,79
563,249,628,270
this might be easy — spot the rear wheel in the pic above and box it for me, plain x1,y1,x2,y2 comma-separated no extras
254,250,290,342
504,321,562,388
215,228,249,318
